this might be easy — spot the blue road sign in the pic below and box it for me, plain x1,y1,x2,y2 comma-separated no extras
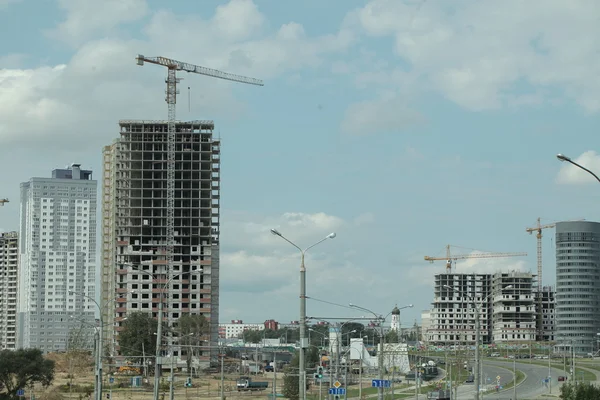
371,380,391,388
16,389,25,396
328,388,346,395
109,377,115,384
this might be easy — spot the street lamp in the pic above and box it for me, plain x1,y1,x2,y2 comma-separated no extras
129,266,202,400
270,229,336,400
556,153,600,183
68,291,132,400
348,304,387,400
443,284,512,400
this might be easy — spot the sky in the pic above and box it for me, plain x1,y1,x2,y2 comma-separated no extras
1,0,600,328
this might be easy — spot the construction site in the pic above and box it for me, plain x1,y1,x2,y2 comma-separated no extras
102,119,221,361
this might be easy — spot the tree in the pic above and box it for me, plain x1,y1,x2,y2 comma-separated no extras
385,330,399,344
282,352,309,400
560,382,600,399
65,323,94,388
177,314,209,373
119,312,158,372
0,349,55,400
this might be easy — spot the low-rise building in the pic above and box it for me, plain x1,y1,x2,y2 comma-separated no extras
218,320,264,339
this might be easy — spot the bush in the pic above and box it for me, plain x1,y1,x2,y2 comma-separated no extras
560,382,600,399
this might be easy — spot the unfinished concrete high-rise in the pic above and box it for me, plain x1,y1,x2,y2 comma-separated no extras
0,231,18,350
102,120,220,363
491,271,536,343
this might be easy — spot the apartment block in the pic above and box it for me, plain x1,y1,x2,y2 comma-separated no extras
538,285,555,342
0,232,18,350
491,271,536,343
426,274,492,344
102,120,220,358
17,165,97,351
218,321,264,339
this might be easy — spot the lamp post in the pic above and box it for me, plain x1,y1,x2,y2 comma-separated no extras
129,266,202,400
270,229,336,400
443,284,512,400
348,304,386,400
557,154,600,183
68,291,126,400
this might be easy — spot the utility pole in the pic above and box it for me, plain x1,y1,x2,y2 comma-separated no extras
220,350,225,400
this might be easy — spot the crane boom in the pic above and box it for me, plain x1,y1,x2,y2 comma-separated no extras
135,54,263,372
136,55,264,86
424,244,527,272
0,198,8,206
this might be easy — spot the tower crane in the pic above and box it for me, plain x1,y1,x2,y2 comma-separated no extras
424,244,527,273
0,199,8,206
135,55,263,373
135,54,263,277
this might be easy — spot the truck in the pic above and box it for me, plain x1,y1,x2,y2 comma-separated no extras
236,377,269,391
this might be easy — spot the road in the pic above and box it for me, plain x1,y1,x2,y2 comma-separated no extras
467,359,565,399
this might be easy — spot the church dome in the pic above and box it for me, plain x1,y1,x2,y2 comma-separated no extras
391,306,400,315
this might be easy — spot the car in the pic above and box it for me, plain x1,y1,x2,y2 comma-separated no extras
558,376,567,382
465,375,474,384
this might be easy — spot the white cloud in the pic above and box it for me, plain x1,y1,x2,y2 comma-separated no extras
556,151,600,185
47,0,149,46
0,0,353,146
341,95,424,135
348,0,600,112
353,212,375,226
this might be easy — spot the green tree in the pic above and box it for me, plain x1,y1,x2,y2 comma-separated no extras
282,352,309,400
0,349,55,400
560,382,600,399
385,329,399,343
118,312,158,372
177,314,209,372
65,323,94,388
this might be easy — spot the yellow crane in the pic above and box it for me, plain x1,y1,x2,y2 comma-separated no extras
0,199,8,206
424,244,527,273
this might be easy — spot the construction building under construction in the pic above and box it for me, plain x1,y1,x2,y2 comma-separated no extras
102,120,220,362
491,271,536,342
427,272,545,345
0,231,18,350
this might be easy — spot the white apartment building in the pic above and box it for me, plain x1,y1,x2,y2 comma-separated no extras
17,164,97,352
219,321,264,339
0,232,18,350
491,271,536,342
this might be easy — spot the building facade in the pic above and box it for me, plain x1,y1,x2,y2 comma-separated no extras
427,274,492,344
102,120,221,358
555,221,600,354
491,271,536,342
17,165,97,351
218,321,264,339
538,285,556,342
0,232,18,350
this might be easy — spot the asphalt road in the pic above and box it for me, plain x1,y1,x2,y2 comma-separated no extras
476,360,566,400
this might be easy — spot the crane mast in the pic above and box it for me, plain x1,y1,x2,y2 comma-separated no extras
135,54,262,353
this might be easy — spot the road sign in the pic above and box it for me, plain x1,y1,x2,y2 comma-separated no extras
333,381,342,388
16,389,24,397
371,379,391,388
109,377,115,384
496,375,501,381
328,388,346,395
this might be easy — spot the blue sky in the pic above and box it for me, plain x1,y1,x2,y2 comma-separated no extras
1,0,599,328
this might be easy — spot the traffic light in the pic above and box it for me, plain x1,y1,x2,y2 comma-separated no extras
185,377,192,388
317,367,323,378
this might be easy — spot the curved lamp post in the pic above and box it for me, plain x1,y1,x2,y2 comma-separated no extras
557,153,600,183
128,265,202,400
443,285,512,400
270,229,336,400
